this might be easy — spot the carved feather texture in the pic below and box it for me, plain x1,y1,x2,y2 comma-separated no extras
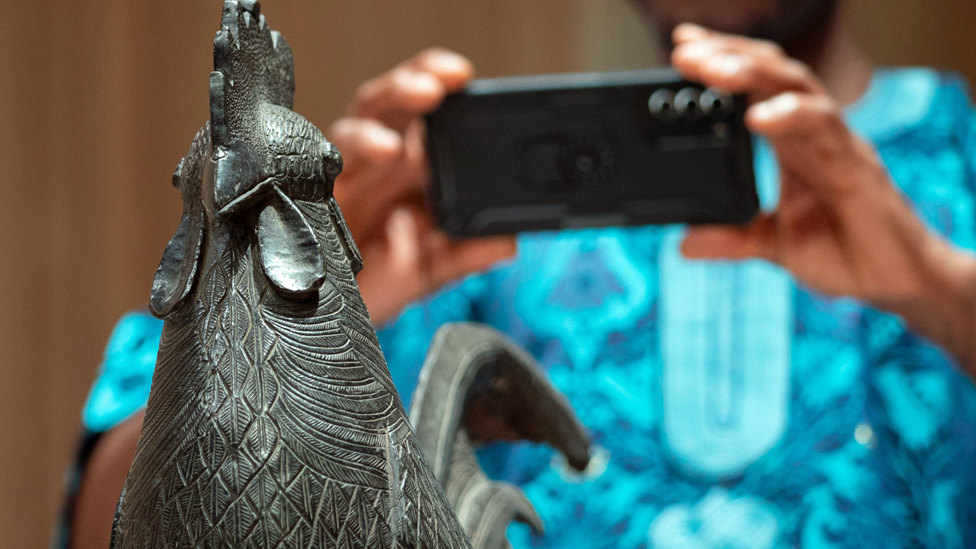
112,2,471,547
115,202,469,548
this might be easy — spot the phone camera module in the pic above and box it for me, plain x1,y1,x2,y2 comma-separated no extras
674,87,703,121
648,89,678,122
700,88,734,118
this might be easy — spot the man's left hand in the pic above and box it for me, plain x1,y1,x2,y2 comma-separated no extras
671,24,976,373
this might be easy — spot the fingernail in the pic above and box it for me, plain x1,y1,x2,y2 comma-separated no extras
675,23,708,40
367,125,401,151
751,93,800,121
707,55,745,77
399,70,440,94
429,53,471,75
388,207,417,236
388,209,420,266
676,41,715,61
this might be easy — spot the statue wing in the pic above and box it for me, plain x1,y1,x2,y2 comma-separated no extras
409,322,592,549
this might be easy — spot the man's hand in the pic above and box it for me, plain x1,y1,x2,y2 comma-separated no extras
328,49,516,325
671,24,976,372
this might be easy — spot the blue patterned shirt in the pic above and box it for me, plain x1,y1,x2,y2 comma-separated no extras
79,68,976,549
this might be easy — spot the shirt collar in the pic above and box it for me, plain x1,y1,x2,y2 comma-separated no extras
844,67,940,142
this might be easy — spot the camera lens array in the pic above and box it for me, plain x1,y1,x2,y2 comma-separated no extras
649,87,733,122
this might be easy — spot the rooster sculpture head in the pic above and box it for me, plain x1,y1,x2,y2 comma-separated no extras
149,0,353,318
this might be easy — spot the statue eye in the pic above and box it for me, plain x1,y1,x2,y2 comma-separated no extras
172,158,185,188
322,142,343,179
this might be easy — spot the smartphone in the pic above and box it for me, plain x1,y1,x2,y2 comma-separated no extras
425,68,758,238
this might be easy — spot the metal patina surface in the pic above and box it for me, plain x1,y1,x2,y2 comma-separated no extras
411,323,592,549
110,2,470,547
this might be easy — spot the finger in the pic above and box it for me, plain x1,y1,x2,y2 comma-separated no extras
671,24,823,100
355,208,425,325
328,117,424,200
427,235,518,289
672,23,713,44
376,206,515,293
385,207,424,276
748,91,835,134
747,92,884,199
327,117,402,175
329,118,428,243
673,43,822,99
349,68,444,130
338,179,426,247
401,47,475,93
345,121,429,234
681,215,779,263
673,24,785,58
402,118,430,183
348,49,474,129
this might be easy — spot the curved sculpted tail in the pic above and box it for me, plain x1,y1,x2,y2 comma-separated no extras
443,432,544,549
409,322,591,549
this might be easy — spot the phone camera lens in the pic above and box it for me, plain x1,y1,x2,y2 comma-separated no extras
521,136,613,191
565,142,613,188
648,89,678,122
576,154,596,174
701,88,734,118
562,140,614,189
675,87,703,121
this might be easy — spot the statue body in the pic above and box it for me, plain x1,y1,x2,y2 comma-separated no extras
110,2,469,547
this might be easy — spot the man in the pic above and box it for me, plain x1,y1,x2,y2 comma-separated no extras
67,0,976,547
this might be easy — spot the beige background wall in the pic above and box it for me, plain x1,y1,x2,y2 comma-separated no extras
0,0,973,546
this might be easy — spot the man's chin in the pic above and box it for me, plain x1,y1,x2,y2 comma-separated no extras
642,0,837,46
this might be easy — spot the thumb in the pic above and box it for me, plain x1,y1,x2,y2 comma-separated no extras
385,207,422,275
355,207,425,326
681,215,779,262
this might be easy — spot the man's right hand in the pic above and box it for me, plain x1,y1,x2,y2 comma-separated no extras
328,49,517,326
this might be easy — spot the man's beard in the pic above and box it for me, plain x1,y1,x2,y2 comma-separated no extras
638,0,839,48
748,0,838,44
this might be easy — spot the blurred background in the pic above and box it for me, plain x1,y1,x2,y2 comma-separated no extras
1,0,974,546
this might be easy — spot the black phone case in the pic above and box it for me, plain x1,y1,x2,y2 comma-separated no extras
425,68,759,237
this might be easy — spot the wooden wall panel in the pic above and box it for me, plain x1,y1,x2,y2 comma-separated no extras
852,0,976,85
0,0,973,547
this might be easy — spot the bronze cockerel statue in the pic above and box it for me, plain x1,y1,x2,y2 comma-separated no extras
110,2,591,548
109,2,470,547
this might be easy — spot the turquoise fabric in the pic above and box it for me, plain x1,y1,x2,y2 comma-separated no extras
82,311,163,433
80,68,976,548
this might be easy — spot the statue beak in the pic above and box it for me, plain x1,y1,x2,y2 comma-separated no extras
209,141,271,221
